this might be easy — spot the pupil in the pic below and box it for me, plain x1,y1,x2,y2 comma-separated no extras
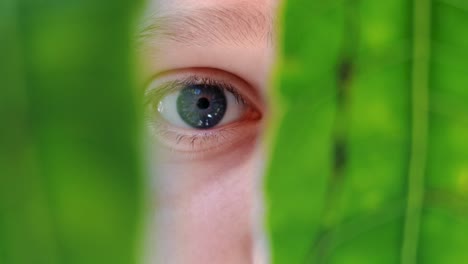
197,97,210,109
177,85,227,129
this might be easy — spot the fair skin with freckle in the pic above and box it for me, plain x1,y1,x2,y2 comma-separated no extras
138,0,277,263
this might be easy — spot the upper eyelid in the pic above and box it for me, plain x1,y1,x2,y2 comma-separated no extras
144,71,261,110
144,77,246,107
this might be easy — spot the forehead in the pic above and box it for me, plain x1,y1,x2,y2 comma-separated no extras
138,0,278,50
146,0,275,14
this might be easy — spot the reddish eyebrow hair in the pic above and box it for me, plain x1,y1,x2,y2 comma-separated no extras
138,4,273,47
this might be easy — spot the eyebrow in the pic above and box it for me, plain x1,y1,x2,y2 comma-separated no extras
138,4,273,47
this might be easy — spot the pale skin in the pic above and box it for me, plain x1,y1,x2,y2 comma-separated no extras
138,0,277,263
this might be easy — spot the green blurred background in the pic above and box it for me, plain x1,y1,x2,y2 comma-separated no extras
1,0,143,263
267,0,468,263
1,0,468,263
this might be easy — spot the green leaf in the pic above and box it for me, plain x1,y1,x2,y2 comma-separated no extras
0,1,143,264
266,0,468,263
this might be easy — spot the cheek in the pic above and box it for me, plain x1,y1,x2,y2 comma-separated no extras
148,142,264,264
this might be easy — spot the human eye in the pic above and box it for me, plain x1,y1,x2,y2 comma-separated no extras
144,68,263,156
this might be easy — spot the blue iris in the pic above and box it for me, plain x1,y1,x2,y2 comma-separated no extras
177,84,227,129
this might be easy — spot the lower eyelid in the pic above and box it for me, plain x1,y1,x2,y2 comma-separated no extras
149,118,260,158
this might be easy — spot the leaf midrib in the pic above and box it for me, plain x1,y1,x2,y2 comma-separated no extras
401,0,431,262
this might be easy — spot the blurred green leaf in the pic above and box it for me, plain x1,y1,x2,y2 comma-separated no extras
266,0,468,263
0,1,143,264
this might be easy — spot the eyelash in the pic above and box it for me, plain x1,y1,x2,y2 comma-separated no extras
145,75,247,107
145,74,259,153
